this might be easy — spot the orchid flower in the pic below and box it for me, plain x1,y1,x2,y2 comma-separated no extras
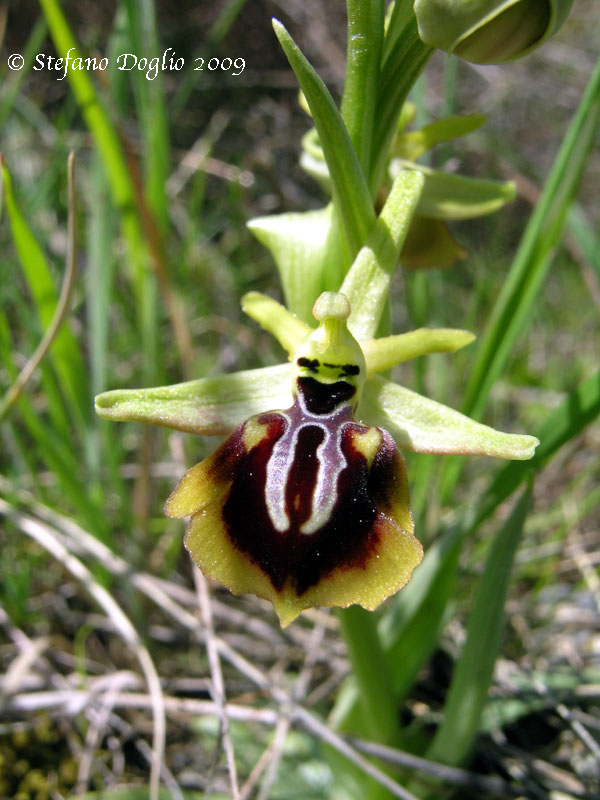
95,299,537,626
95,171,538,626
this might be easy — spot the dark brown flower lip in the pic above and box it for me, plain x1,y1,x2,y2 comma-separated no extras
221,412,395,596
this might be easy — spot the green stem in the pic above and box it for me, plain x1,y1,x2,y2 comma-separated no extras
338,606,401,746
371,16,433,193
341,0,385,172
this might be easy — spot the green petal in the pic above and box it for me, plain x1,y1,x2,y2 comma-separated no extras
394,114,486,161
95,364,293,435
360,375,538,459
248,206,333,323
241,292,312,357
362,328,475,377
341,169,425,340
391,161,516,220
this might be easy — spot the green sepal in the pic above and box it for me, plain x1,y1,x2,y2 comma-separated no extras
362,328,475,377
394,113,487,161
247,206,333,323
391,161,516,220
241,292,312,357
341,169,425,340
360,375,538,459
95,364,293,435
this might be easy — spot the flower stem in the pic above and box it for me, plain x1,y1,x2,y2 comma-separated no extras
338,605,401,746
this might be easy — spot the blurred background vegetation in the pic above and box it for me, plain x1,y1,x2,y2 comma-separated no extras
0,0,599,798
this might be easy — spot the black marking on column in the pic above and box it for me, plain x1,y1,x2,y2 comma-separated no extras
297,357,320,373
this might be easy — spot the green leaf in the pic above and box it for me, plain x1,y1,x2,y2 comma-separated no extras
567,203,600,282
340,0,385,170
338,605,402,745
333,526,464,758
371,15,433,192
361,375,538,459
272,19,375,259
426,485,532,767
381,525,463,703
390,162,516,220
394,113,486,161
37,0,137,217
95,364,293,435
38,0,158,381
122,0,170,233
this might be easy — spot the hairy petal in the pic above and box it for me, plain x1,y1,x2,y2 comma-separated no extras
360,375,539,459
362,328,475,377
241,291,312,357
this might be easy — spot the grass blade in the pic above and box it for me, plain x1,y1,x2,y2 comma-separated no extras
0,17,47,130
1,158,90,428
426,485,532,767
475,368,600,527
441,54,600,500
462,56,600,423
38,0,158,382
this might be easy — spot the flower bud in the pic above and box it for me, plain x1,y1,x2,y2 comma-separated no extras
413,0,574,64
